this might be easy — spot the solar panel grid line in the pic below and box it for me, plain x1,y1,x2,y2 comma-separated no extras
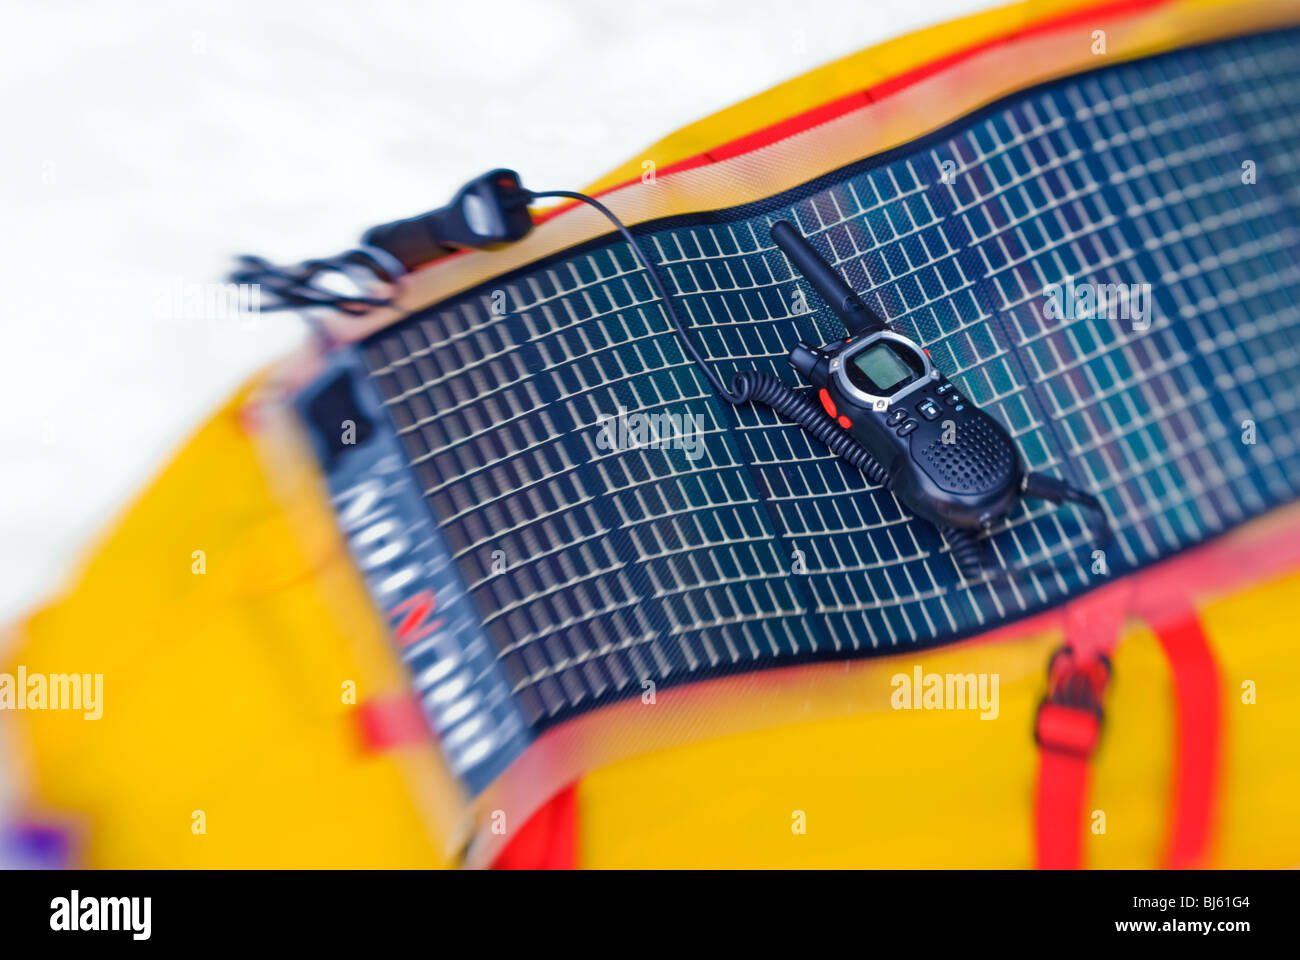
504,613,660,681
956,42,1258,567
344,30,1300,741
924,132,1100,595
943,123,1073,212
482,551,628,623
387,358,539,442
1053,346,1195,427
1162,39,1300,520
999,108,1217,559
512,291,759,712
969,179,1116,262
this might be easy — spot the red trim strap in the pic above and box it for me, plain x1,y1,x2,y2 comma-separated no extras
356,695,431,751
492,784,578,870
1143,600,1222,869
1034,648,1111,869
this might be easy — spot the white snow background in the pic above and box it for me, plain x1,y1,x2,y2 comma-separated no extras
0,0,981,624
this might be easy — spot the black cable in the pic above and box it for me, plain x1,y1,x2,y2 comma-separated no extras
950,473,1114,584
227,245,407,315
526,190,747,404
942,526,985,581
728,371,889,483
1022,471,1112,545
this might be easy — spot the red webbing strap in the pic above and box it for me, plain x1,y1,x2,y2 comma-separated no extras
1034,649,1111,869
1034,584,1128,869
1034,578,1226,869
1034,714,1098,868
1144,601,1222,869
356,694,431,751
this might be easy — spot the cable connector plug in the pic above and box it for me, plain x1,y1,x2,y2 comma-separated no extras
1022,471,1111,544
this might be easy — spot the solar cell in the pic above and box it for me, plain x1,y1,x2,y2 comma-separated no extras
302,27,1300,793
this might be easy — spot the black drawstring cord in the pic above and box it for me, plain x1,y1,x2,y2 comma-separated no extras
227,245,407,316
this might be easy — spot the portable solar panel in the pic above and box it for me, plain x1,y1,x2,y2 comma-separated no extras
297,26,1300,794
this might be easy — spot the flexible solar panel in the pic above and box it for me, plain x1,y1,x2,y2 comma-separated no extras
298,27,1300,792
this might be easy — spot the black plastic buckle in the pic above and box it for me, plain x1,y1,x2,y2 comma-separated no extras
1033,648,1111,758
